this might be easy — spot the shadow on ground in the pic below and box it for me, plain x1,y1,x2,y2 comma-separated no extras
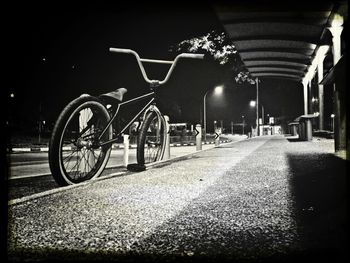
287,152,348,262
286,137,302,143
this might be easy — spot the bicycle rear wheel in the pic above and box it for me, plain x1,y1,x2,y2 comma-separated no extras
49,95,113,186
137,110,166,165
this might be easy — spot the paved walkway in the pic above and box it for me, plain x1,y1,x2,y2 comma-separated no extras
7,135,347,262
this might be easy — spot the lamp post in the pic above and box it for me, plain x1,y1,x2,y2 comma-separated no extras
203,85,223,142
261,105,265,126
250,100,264,136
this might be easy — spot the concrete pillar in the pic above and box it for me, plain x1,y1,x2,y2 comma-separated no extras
317,46,328,131
196,124,202,151
328,19,345,155
333,58,347,156
302,80,308,115
329,26,343,65
163,115,170,160
317,65,324,130
256,78,259,136
308,80,312,114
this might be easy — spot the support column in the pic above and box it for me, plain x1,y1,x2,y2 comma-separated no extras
302,80,308,115
328,19,345,155
317,46,329,131
256,78,259,136
308,79,312,114
329,26,343,65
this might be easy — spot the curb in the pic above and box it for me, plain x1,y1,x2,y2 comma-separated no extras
8,138,242,205
9,140,232,153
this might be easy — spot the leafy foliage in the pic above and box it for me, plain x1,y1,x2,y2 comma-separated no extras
170,31,256,84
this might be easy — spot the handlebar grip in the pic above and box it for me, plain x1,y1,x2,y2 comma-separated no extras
109,47,134,54
179,53,205,59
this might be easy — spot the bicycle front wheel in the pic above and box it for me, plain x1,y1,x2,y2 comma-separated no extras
49,95,113,186
137,110,166,165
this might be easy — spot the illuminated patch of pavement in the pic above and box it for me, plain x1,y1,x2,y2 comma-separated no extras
8,136,345,262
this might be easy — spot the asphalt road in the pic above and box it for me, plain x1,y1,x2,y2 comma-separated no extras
7,135,347,262
7,135,244,200
8,140,235,179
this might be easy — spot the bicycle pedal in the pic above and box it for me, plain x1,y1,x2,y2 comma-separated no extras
127,163,146,172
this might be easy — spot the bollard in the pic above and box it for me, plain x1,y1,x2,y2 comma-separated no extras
123,134,129,167
163,115,170,160
196,124,202,151
215,128,220,146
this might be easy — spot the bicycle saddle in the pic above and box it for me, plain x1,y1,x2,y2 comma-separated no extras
99,88,128,102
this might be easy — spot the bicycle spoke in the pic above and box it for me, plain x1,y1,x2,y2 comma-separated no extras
63,152,77,171
81,149,93,172
67,150,81,176
62,150,76,162
56,100,111,184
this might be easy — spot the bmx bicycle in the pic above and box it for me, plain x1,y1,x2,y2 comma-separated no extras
48,47,204,186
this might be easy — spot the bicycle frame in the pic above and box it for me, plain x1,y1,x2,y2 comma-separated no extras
95,47,204,147
97,91,156,147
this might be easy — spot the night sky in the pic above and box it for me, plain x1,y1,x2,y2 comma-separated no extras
6,1,304,135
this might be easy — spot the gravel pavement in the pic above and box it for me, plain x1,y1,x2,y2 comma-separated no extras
7,135,347,262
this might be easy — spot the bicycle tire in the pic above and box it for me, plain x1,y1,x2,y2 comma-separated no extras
49,95,113,186
137,110,166,165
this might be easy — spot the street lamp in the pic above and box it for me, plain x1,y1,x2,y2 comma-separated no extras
250,100,264,136
203,85,224,142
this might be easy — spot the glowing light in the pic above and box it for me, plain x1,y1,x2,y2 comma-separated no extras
250,100,256,107
214,85,224,95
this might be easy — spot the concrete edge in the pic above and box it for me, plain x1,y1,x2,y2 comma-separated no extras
8,138,246,206
8,140,234,153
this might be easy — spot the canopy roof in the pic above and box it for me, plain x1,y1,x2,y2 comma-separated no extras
215,1,347,82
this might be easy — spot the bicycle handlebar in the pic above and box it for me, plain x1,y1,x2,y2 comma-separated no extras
109,47,204,85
